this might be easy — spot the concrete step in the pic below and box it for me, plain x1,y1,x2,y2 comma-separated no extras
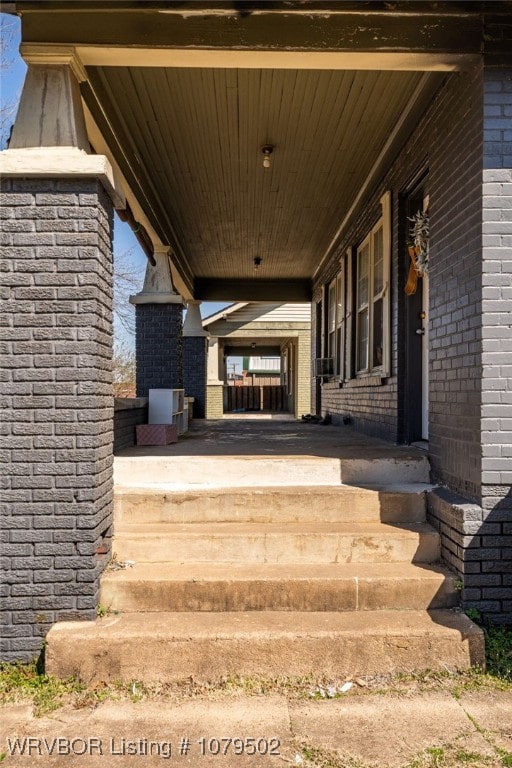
100,562,459,613
114,454,430,488
45,610,484,684
113,484,428,525
112,521,440,564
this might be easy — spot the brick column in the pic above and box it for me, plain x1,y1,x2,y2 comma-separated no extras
296,330,312,419
0,176,116,661
0,61,124,661
130,247,185,397
183,301,208,419
206,336,224,419
428,64,512,624
476,65,512,621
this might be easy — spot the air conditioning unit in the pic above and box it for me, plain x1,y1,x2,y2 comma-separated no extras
314,358,334,378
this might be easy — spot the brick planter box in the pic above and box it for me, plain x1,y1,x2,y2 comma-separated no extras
136,424,178,446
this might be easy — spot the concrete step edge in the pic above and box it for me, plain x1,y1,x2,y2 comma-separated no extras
101,561,456,582
113,521,437,535
45,610,484,683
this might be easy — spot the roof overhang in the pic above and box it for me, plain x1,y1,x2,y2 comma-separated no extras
10,1,511,300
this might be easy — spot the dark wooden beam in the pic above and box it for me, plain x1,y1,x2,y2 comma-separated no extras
18,4,488,54
224,346,282,356
195,279,312,302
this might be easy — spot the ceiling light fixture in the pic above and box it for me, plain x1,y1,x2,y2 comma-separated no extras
261,145,274,169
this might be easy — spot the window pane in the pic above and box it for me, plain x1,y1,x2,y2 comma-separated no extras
336,327,342,376
357,308,368,371
373,226,384,296
357,245,369,308
328,331,336,374
336,273,344,327
372,298,383,368
328,282,336,332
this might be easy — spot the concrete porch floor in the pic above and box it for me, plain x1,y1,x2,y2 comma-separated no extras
114,420,432,488
116,419,426,461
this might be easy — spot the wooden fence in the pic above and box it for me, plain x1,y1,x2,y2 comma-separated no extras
224,385,288,413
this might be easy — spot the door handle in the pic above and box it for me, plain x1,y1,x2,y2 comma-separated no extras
415,328,425,336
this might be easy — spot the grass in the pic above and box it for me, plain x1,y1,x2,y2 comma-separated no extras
1,650,511,717
484,625,512,681
297,742,366,768
0,662,84,716
461,611,512,682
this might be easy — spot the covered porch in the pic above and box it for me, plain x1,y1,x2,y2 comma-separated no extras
2,1,511,663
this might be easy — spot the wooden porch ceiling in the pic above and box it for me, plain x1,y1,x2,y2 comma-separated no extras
15,0,508,299
85,66,438,291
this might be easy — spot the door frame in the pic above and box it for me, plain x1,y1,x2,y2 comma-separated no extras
399,174,429,444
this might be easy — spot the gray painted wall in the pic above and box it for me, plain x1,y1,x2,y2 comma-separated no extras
313,64,512,621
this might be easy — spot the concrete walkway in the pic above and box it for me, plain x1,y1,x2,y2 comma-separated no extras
1,687,511,766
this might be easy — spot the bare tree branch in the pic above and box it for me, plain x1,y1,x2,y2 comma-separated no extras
1,15,22,149
112,340,136,398
113,245,141,338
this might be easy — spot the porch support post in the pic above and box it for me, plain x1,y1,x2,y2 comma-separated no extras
296,331,312,420
476,63,512,622
130,247,185,397
428,61,512,624
183,300,208,419
206,336,224,419
0,63,122,661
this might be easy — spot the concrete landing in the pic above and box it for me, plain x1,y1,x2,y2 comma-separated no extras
114,420,430,487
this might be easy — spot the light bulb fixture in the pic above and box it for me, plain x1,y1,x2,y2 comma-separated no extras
253,256,262,270
261,145,274,169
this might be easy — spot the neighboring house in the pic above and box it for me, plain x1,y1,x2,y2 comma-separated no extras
242,356,281,386
202,302,312,419
1,1,511,660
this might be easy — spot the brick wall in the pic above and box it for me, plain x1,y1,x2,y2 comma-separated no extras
427,66,512,624
206,384,223,419
295,330,312,419
0,178,114,661
427,69,483,501
314,67,484,480
314,63,512,621
135,303,183,397
473,66,512,622
113,398,148,452
183,336,207,418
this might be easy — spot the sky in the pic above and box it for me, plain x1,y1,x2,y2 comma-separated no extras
0,12,231,352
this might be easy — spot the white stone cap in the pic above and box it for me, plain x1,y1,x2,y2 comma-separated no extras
183,300,209,337
130,292,184,306
129,247,185,306
0,147,125,209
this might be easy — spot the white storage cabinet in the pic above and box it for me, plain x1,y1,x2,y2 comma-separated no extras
148,389,188,435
